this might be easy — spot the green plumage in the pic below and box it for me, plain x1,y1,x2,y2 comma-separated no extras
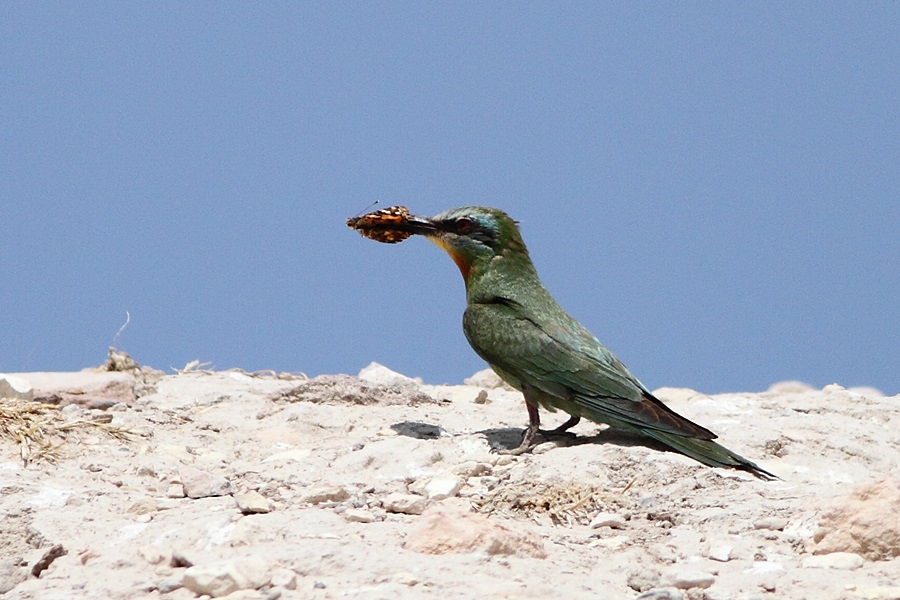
360,205,775,479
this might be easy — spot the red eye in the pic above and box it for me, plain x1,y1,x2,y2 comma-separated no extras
456,218,473,233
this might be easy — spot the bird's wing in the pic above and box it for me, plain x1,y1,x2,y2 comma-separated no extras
464,299,716,439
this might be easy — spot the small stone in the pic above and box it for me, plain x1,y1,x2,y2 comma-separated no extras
343,508,377,523
179,466,232,499
166,484,186,499
129,498,158,515
383,493,428,515
235,491,272,514
425,477,461,500
590,511,626,529
627,568,661,592
453,461,492,477
473,390,489,404
754,517,788,531
802,552,865,570
705,540,734,562
157,578,182,593
181,556,269,598
662,568,715,590
298,485,350,505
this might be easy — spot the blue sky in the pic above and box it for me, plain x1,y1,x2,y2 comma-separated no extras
2,4,898,394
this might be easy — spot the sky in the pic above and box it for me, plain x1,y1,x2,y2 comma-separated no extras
2,4,898,394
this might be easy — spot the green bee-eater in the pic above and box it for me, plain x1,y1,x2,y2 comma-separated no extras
349,206,776,480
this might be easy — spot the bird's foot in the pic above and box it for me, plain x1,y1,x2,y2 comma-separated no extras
495,440,538,456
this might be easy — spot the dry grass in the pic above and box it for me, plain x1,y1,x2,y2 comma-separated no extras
471,479,635,526
0,397,136,465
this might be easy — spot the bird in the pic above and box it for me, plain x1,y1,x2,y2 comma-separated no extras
348,205,776,480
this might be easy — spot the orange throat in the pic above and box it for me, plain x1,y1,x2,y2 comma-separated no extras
429,237,471,283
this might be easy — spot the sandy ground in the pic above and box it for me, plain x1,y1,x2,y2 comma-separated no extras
1,360,899,600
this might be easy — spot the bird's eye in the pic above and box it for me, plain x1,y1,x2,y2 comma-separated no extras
456,218,473,233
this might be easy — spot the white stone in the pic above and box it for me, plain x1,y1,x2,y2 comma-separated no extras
425,477,461,500
181,556,269,598
662,568,715,590
298,485,349,505
802,552,864,570
234,491,272,514
179,466,232,499
344,508,377,523
706,542,733,562
590,512,627,529
383,492,428,515
0,374,33,400
358,362,418,385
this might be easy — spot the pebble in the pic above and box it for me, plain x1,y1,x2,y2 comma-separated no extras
234,491,272,514
298,485,350,505
383,492,428,515
179,466,232,499
705,540,734,562
801,552,864,570
662,568,715,590
344,508,377,523
590,511,626,529
424,477,461,500
453,461,492,478
754,517,788,531
181,555,270,597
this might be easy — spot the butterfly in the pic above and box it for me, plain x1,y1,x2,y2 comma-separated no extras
346,205,414,244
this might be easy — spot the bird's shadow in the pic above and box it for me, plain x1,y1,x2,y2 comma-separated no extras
391,420,676,457
390,421,446,440
478,426,675,454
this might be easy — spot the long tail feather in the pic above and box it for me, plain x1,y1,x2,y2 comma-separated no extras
640,429,778,480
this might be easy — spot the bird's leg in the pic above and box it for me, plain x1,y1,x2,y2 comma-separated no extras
542,415,581,437
498,401,541,455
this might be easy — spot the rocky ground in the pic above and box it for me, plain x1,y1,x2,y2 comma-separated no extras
1,357,899,600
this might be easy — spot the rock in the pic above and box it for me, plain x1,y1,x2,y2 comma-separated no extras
424,477,461,501
181,555,270,598
453,461,492,478
179,466,232,499
166,483,186,498
808,478,900,560
706,541,734,562
662,568,715,589
590,511,626,529
754,516,788,531
627,568,661,592
0,374,33,400
128,498,158,515
234,491,272,514
298,485,350,505
463,368,513,390
16,370,137,405
358,362,419,385
156,577,182,593
383,493,428,515
405,505,546,558
343,508,377,523
802,552,865,570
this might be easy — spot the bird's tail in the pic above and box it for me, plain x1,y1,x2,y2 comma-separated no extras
640,429,778,480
